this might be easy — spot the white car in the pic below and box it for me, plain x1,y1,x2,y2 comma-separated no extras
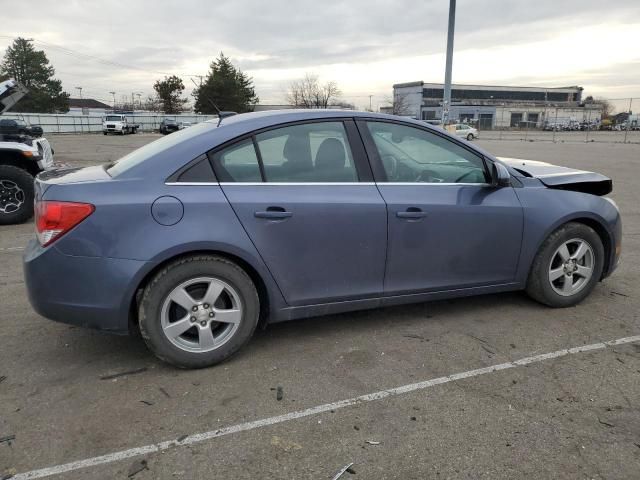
453,124,478,140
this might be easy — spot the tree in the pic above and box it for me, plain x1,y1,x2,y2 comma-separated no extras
193,53,258,114
584,95,614,118
286,74,341,108
0,37,69,112
153,75,187,113
384,93,411,115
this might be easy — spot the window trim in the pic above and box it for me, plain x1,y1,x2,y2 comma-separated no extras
355,118,492,184
207,118,371,184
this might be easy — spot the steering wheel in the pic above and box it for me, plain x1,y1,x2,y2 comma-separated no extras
381,154,398,180
454,170,481,183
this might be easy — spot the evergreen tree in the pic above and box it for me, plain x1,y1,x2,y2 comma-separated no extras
194,53,258,114
0,37,69,113
153,75,187,113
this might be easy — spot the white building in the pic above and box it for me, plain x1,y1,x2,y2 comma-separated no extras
390,82,603,128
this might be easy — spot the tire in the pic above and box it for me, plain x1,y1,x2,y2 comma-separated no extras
0,165,35,225
103,132,108,135
466,133,474,141
139,255,260,368
526,222,604,307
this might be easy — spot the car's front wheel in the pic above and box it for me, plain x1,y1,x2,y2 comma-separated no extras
139,255,260,368
526,222,604,307
466,133,474,141
0,165,35,225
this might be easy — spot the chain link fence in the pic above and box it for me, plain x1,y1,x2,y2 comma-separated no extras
0,113,217,134
470,97,639,144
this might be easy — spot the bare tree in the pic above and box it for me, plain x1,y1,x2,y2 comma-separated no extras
584,95,614,118
286,73,341,108
384,93,411,115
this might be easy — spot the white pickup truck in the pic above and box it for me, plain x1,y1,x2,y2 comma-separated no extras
102,114,140,135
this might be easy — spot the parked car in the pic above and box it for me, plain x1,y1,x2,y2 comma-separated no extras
0,79,55,225
179,121,192,130
0,118,43,137
159,119,180,135
24,110,621,368
453,123,478,140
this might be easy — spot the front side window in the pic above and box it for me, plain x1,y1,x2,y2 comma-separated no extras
255,122,358,182
366,122,488,184
211,138,262,182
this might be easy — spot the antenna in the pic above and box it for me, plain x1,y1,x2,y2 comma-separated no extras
190,78,236,127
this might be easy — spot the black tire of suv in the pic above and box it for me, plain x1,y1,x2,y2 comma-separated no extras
526,222,604,308
0,165,35,225
138,255,260,368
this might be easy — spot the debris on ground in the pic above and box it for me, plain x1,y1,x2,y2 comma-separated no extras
353,425,360,431
403,334,428,341
610,291,629,297
270,435,302,452
365,440,380,445
0,375,6,384
331,462,354,480
140,400,154,406
410,416,417,421
176,435,188,443
0,435,15,446
276,386,283,401
159,387,171,398
346,466,356,474
597,418,615,428
100,367,148,380
127,459,148,478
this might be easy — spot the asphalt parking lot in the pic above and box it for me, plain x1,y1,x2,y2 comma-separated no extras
1,133,639,479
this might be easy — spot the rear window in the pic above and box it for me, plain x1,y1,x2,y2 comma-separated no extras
107,123,211,176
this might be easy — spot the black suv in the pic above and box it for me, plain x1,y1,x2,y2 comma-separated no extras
0,118,43,137
159,119,179,135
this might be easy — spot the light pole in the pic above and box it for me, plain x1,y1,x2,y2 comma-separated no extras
75,86,83,100
442,0,456,125
109,91,116,109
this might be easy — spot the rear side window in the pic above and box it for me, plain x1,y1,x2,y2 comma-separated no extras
210,138,262,182
176,155,216,182
255,122,357,183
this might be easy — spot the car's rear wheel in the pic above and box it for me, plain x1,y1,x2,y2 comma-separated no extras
139,255,259,368
0,165,35,225
526,222,604,307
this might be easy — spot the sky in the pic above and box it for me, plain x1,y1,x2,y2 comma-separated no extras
1,0,639,111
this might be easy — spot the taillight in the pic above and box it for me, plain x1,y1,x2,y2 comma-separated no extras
35,201,95,246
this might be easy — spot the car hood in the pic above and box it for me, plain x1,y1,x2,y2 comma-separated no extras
497,157,612,196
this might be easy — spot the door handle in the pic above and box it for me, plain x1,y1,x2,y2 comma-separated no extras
254,207,292,219
396,208,426,219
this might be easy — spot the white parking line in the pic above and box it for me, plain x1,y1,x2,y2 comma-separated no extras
13,335,640,480
0,246,24,252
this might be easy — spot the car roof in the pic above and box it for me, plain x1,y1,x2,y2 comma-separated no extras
215,109,421,127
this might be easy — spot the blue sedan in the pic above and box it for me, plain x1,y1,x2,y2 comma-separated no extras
23,110,622,368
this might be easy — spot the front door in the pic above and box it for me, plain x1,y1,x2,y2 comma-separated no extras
214,120,387,306
359,120,523,295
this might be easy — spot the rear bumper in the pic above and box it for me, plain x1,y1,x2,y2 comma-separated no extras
23,239,148,334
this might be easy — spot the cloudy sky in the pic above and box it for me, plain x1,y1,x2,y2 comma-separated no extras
2,0,639,110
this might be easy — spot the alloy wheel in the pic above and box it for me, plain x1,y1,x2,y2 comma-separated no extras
548,238,595,296
0,179,25,214
160,276,242,353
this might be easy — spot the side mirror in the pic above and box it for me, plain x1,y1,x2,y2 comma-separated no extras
491,162,511,187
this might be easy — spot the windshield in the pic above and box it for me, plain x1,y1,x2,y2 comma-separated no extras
105,115,122,121
107,122,211,176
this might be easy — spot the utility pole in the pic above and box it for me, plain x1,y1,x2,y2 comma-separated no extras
75,86,83,100
369,95,373,112
109,91,116,109
442,0,456,125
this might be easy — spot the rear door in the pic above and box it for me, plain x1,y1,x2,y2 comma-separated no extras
214,120,387,306
358,120,523,295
